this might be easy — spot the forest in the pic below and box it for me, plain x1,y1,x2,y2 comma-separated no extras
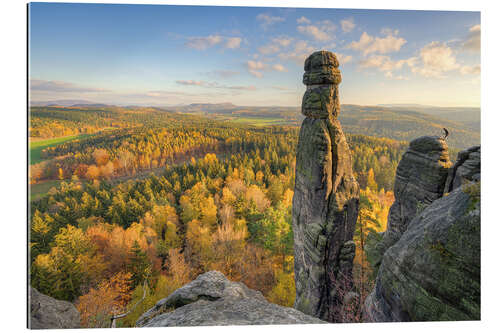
29,105,464,327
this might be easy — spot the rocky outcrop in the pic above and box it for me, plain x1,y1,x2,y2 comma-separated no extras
29,286,80,329
136,271,325,327
292,51,359,322
372,136,452,266
364,146,480,322
445,145,480,192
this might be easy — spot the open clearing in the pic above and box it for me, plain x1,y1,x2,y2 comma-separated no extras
30,180,64,201
220,116,289,127
29,134,92,165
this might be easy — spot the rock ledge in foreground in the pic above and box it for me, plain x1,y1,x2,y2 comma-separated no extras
29,286,80,329
136,271,325,327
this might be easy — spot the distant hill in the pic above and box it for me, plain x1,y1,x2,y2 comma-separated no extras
31,99,100,107
29,102,480,149
378,103,438,108
339,105,479,150
377,104,480,132
164,103,479,149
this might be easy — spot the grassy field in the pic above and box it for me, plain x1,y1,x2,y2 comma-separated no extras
29,134,91,165
30,180,64,201
220,116,289,127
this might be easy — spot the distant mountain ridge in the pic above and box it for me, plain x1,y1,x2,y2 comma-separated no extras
30,102,479,149
31,99,94,107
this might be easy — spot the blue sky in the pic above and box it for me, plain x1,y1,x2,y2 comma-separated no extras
29,3,480,107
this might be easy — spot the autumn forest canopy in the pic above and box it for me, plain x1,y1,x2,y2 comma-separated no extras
28,105,478,327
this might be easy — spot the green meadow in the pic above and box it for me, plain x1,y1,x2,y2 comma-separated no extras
29,134,91,165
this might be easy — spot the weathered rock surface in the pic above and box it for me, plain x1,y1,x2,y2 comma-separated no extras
136,271,325,327
372,136,452,265
292,50,359,322
364,146,480,322
445,145,480,192
29,286,80,329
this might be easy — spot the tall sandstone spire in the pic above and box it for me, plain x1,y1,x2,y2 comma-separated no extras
292,51,360,322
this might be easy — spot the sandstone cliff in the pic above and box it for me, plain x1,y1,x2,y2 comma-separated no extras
371,136,453,267
445,145,480,192
136,271,325,327
364,145,480,321
292,51,360,322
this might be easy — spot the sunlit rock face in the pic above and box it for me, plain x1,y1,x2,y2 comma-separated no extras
371,136,453,266
292,50,360,322
364,145,480,322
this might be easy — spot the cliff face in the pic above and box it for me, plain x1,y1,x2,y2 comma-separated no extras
292,51,360,322
372,136,453,266
136,271,325,327
364,145,481,322
29,287,80,329
445,145,480,192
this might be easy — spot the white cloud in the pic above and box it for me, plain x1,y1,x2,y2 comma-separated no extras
359,55,408,71
176,80,256,91
247,60,266,70
297,20,336,41
297,16,311,24
272,64,287,72
257,13,285,29
185,35,223,50
204,70,240,78
225,37,242,49
30,79,110,93
176,80,217,87
470,24,480,32
273,37,293,47
340,18,356,33
297,25,330,41
258,37,293,55
358,40,479,80
348,29,407,55
248,70,263,78
244,60,287,76
246,60,266,78
336,53,353,64
409,41,459,78
278,40,316,65
226,85,257,91
186,35,241,50
384,72,408,80
358,54,414,79
463,24,480,52
258,44,280,55
460,64,481,75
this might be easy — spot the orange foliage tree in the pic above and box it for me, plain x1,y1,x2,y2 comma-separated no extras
77,271,133,328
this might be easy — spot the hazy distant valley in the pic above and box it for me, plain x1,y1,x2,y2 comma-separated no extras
31,101,480,150
163,102,480,149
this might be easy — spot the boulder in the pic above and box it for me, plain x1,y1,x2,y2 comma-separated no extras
293,50,360,322
136,271,325,327
364,182,480,321
29,286,80,329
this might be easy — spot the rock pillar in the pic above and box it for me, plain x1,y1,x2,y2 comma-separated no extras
371,136,453,268
292,51,360,322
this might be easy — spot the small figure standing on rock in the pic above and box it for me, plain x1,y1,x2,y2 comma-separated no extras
442,127,449,140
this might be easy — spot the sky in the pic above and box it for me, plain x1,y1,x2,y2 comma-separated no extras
29,3,481,107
